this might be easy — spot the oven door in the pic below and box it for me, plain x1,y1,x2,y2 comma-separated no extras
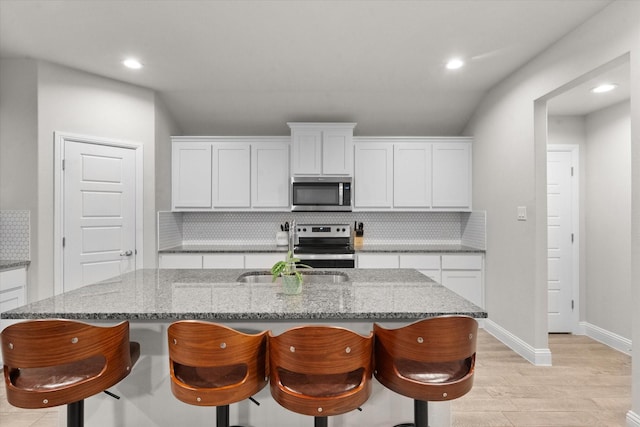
295,254,355,268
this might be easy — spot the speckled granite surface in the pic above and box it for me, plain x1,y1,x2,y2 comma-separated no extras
158,244,484,254
160,244,289,253
1,268,486,321
0,260,30,271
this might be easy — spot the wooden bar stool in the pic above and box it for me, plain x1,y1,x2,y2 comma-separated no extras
268,325,373,427
167,321,268,427
373,316,478,427
1,319,140,427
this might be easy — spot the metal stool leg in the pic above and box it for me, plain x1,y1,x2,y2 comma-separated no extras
314,416,328,427
216,405,230,427
414,399,429,427
67,400,84,427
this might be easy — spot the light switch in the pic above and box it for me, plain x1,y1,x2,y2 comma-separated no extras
517,206,527,221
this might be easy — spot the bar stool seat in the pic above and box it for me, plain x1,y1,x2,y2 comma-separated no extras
167,321,268,427
1,319,140,427
268,325,373,427
373,316,478,427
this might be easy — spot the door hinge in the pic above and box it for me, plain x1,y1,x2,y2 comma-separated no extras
62,159,65,170
62,237,66,247
571,233,574,243
570,166,574,176
571,300,574,310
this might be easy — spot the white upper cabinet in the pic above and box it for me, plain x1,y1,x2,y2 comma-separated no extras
289,123,355,176
171,137,290,211
432,141,471,209
172,141,213,210
212,143,251,208
394,142,432,208
354,141,393,208
353,137,472,212
251,141,290,209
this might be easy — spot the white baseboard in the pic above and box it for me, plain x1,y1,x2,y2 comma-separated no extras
483,319,552,366
577,321,632,356
627,410,640,427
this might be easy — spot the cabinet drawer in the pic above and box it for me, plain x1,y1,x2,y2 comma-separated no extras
441,255,482,270
244,253,284,269
0,267,27,292
357,254,399,269
399,254,440,270
159,254,203,269
203,254,244,269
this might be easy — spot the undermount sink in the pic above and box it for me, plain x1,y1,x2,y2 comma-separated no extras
237,271,349,284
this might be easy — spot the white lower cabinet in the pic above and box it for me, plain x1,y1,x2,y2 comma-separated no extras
203,254,244,269
441,255,484,308
244,253,285,269
357,254,399,269
159,254,203,269
399,254,441,283
0,267,27,313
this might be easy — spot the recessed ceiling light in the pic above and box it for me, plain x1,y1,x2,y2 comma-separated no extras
123,58,143,70
446,58,465,70
591,83,617,93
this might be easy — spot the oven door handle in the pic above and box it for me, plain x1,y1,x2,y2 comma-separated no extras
294,253,355,261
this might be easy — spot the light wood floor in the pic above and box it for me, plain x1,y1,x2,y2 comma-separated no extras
0,330,631,426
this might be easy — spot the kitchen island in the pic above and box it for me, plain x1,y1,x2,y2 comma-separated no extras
1,268,486,427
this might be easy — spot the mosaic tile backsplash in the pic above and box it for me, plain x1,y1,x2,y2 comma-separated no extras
158,211,485,249
0,210,30,260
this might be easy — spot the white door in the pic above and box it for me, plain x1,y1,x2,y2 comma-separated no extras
63,141,137,292
547,149,576,332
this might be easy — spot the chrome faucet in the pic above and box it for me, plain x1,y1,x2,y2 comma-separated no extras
288,219,297,253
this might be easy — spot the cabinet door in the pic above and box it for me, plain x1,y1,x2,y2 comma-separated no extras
354,142,393,208
212,143,251,208
0,267,26,313
322,129,353,175
172,142,212,209
291,129,322,175
251,142,290,208
432,142,471,209
394,143,432,208
441,270,482,308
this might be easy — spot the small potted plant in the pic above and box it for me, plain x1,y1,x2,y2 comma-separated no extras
271,251,310,294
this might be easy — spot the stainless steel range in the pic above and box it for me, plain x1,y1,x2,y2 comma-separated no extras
293,224,355,268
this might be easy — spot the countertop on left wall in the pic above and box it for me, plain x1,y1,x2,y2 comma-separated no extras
0,260,30,271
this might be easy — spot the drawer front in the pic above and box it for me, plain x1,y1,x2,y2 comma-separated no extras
399,254,441,270
0,287,25,312
357,254,399,269
441,255,483,270
244,253,284,269
0,267,27,292
203,254,245,269
159,254,203,269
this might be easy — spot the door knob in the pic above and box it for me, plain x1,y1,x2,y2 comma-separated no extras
120,250,133,257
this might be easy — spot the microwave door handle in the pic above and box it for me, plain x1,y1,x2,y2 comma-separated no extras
338,183,343,206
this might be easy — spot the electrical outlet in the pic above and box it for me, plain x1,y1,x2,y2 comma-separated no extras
517,206,527,221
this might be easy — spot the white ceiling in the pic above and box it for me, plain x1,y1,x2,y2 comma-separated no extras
0,0,615,136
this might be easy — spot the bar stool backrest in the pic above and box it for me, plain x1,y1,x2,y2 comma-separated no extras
374,316,478,402
1,319,136,409
167,321,268,407
268,325,373,417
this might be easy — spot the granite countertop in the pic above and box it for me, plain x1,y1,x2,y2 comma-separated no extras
158,244,484,254
1,268,486,321
0,260,30,271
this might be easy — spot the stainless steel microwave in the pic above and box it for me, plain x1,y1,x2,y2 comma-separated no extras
291,177,353,212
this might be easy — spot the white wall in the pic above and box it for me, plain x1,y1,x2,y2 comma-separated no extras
155,98,182,212
36,61,157,300
549,102,632,341
584,101,632,339
464,0,639,419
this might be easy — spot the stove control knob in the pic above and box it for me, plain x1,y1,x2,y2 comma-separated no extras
303,228,307,232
